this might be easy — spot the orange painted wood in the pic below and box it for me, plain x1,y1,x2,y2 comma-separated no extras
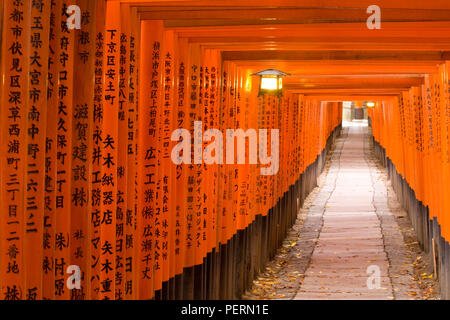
99,1,121,300
70,0,97,300
42,0,62,301
1,0,29,300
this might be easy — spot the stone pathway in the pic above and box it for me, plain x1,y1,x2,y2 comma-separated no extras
295,121,394,299
244,121,437,300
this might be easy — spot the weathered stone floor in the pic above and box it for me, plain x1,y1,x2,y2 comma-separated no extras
243,121,438,300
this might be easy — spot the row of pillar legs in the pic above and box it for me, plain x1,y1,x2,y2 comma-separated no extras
373,138,450,300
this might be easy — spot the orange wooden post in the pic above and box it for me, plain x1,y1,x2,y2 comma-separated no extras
272,94,279,207
0,0,29,300
152,26,165,295
172,36,189,280
307,99,313,168
432,73,444,224
246,70,258,226
400,93,409,187
230,63,239,240
252,76,263,220
428,74,439,222
186,43,200,269
395,97,405,187
282,93,288,195
86,0,106,300
438,64,449,241
420,81,430,212
70,0,97,300
305,99,311,169
137,20,164,300
221,60,233,243
113,3,133,300
258,94,268,216
406,89,417,196
153,24,164,296
445,61,450,241
124,4,139,300
42,0,62,301
235,67,247,232
207,49,220,254
412,86,425,205
217,62,227,246
299,95,306,178
53,0,76,300
98,1,121,300
202,49,215,254
23,0,51,300
161,29,175,290
267,95,275,211
195,46,207,269
397,96,406,187
444,61,450,241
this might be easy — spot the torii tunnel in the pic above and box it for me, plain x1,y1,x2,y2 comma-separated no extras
0,0,450,301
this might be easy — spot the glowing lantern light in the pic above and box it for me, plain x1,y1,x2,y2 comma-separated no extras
251,69,290,97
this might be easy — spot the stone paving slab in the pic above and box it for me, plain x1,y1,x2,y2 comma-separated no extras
320,231,383,241
305,267,390,276
294,291,393,300
300,277,392,291
318,205,378,212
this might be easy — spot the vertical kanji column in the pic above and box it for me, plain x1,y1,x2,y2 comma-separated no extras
24,0,51,300
0,0,29,301
99,1,120,300
161,30,174,293
138,20,164,300
43,0,61,300
124,4,139,301
70,0,97,300
172,36,189,291
88,0,106,300
53,0,76,300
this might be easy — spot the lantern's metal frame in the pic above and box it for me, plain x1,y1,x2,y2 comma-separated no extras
251,69,290,97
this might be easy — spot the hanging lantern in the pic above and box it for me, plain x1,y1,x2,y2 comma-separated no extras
251,69,290,97
366,102,376,108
